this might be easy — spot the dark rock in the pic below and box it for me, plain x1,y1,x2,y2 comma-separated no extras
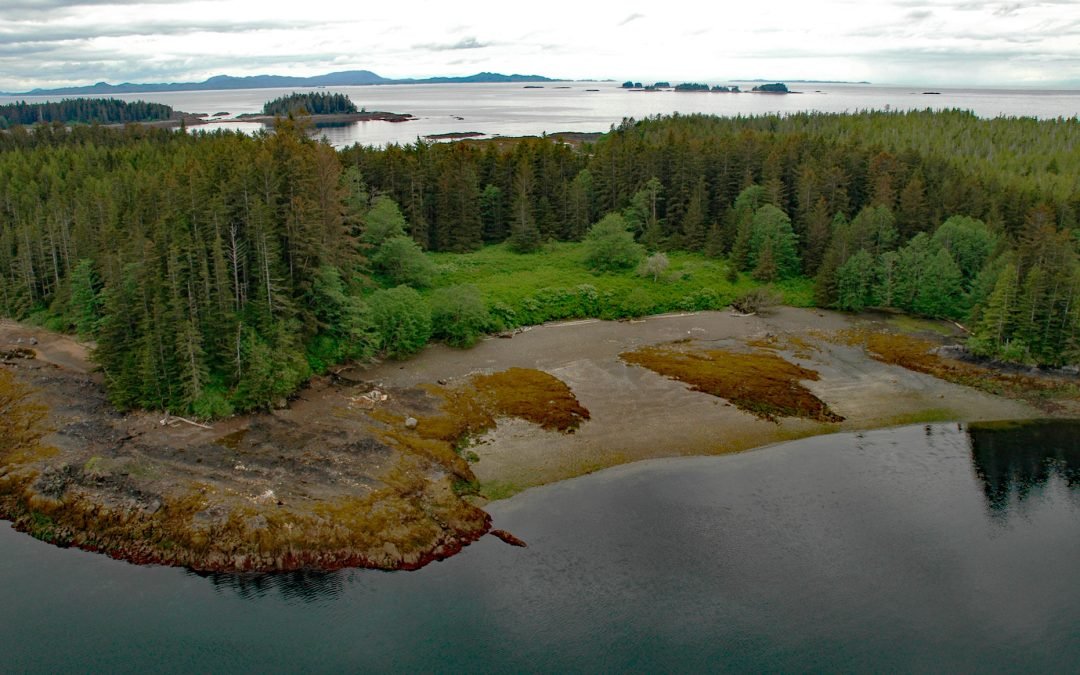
490,529,527,547
33,465,76,498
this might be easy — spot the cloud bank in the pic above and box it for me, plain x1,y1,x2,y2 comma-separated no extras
0,0,1076,91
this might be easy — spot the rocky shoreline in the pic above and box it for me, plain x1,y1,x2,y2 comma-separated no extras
233,111,414,124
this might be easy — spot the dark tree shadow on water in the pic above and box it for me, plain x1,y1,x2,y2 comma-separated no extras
195,569,349,603
967,419,1080,519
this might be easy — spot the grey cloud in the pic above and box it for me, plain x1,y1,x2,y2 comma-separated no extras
0,48,357,92
3,0,175,7
618,13,644,27
414,36,488,51
906,10,933,20
897,0,1073,10
863,46,1080,66
0,18,327,46
0,0,177,21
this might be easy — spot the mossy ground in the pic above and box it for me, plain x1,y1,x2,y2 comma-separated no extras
620,342,844,423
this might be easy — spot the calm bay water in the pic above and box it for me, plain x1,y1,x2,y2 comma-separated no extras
2,420,1078,672
2,82,1078,147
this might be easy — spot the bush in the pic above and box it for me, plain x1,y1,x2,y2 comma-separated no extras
637,252,670,281
233,327,312,411
372,236,436,288
620,287,654,317
678,288,725,312
731,287,782,314
192,387,234,420
369,286,432,359
584,213,644,271
362,196,408,247
430,285,491,348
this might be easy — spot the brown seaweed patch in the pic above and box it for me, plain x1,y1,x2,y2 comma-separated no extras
0,369,54,468
469,368,590,432
621,343,844,423
840,330,1079,407
366,369,589,482
412,368,590,441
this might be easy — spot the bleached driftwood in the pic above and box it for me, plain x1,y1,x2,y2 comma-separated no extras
160,414,213,430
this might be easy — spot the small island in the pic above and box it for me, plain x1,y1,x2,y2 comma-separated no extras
0,97,193,130
672,83,741,93
751,82,790,93
234,92,414,124
625,81,741,93
424,131,485,140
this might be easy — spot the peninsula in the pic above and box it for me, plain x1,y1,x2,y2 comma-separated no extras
2,308,1072,572
0,109,1077,572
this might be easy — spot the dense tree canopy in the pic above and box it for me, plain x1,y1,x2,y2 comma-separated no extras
262,92,358,116
1,108,1076,418
0,98,173,128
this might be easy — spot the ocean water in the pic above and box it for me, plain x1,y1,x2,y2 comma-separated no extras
2,82,1077,147
2,420,1078,672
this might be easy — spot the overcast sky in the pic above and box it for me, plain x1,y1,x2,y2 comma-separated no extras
1,0,1078,92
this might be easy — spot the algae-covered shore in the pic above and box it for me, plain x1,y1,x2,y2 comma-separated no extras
1,309,1075,572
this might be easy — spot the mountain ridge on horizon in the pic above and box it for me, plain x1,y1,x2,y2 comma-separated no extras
5,70,556,97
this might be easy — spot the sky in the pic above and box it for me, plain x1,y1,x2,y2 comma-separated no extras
1,0,1078,92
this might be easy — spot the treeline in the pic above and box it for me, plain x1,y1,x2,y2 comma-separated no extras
262,92,358,116
0,110,1077,419
344,110,1079,364
0,98,173,128
0,120,365,416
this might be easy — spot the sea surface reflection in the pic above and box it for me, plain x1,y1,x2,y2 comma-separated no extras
969,419,1080,516
202,569,346,603
2,420,1078,672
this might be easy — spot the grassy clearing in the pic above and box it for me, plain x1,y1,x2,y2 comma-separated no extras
427,242,813,327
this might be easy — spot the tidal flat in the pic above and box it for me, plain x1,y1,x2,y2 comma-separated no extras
1,308,1075,572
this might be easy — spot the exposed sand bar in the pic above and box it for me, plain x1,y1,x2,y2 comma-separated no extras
355,307,1037,493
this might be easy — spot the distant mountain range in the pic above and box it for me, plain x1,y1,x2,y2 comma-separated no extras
7,71,555,97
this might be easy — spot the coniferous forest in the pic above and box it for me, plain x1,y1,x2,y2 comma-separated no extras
261,92,359,116
0,110,1077,417
0,98,174,128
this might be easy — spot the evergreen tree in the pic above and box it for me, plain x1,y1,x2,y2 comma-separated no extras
479,184,506,243
679,178,708,251
912,248,965,318
931,215,997,288
835,249,880,312
65,258,101,338
746,204,801,279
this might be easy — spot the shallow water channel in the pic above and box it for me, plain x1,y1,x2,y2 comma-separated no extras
2,420,1078,672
